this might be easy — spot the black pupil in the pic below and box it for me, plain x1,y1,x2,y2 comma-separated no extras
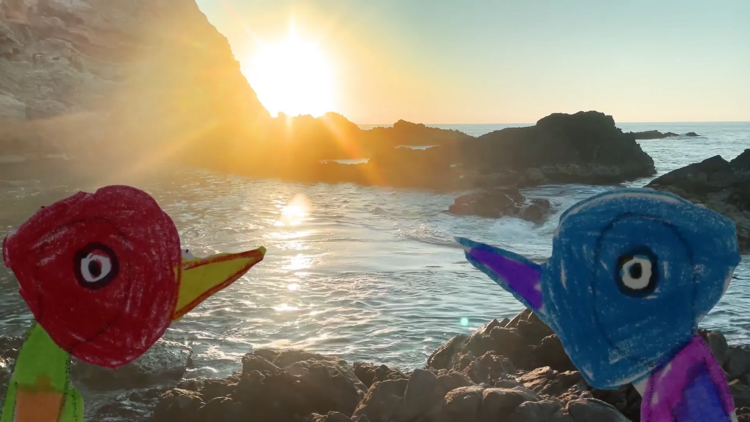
629,262,642,279
88,260,102,278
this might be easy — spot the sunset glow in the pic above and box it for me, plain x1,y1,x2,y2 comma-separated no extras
243,28,334,118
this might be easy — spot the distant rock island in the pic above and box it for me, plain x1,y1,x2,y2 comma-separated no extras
218,110,657,191
628,130,700,140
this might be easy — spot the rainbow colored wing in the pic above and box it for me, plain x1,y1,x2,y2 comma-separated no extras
642,335,736,422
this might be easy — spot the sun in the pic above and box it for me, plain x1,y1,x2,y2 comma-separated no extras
243,29,335,118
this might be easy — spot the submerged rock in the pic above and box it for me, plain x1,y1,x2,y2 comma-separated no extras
447,188,553,222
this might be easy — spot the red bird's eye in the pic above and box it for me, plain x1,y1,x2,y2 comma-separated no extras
74,243,119,290
2,185,182,368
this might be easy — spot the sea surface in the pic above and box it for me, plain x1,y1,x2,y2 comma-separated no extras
0,122,747,378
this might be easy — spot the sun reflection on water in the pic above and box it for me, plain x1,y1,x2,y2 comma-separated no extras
276,193,311,226
274,303,300,312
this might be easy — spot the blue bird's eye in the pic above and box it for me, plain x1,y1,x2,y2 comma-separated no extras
616,248,658,296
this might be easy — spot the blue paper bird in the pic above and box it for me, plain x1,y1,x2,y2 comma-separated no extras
457,188,741,422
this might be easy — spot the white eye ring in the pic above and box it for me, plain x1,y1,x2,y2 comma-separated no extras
80,253,113,283
620,255,653,290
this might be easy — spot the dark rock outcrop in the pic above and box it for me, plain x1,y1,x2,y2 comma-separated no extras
646,149,750,252
447,188,553,223
225,111,656,191
629,130,679,140
628,130,700,139
461,111,655,185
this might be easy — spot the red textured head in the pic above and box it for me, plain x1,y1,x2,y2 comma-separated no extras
3,185,181,368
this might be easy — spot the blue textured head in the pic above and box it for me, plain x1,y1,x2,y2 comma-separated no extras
457,188,741,389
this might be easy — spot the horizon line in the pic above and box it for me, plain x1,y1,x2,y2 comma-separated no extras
355,120,750,126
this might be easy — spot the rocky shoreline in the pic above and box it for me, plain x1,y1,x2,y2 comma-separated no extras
647,149,750,253
3,308,750,422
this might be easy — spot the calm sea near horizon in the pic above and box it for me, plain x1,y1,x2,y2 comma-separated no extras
0,121,747,377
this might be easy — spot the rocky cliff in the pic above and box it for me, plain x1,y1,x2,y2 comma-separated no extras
0,0,269,163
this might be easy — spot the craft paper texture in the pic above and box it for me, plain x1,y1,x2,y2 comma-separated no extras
458,188,741,422
1,185,266,422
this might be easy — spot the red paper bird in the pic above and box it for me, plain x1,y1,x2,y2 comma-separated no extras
1,185,266,422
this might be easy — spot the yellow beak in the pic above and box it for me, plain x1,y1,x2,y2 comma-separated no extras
172,246,266,321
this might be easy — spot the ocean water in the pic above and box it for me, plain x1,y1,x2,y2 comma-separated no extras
0,122,747,378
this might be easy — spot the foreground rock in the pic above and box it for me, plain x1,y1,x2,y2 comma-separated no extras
153,350,367,422
448,188,553,223
646,149,750,252
5,306,750,422
145,307,750,422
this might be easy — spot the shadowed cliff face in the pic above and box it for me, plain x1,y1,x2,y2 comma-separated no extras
0,0,270,165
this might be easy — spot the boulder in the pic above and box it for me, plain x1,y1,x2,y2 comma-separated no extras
521,198,553,223
152,388,204,422
394,369,440,422
726,346,750,380
507,400,573,422
427,334,471,371
353,362,408,388
448,188,524,218
518,367,583,397
588,384,641,421
448,188,553,222
352,379,408,422
479,387,540,421
647,150,750,252
566,398,631,422
437,385,484,422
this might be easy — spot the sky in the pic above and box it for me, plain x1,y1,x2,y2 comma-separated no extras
196,0,750,124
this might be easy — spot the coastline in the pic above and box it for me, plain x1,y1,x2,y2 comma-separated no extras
3,308,747,422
